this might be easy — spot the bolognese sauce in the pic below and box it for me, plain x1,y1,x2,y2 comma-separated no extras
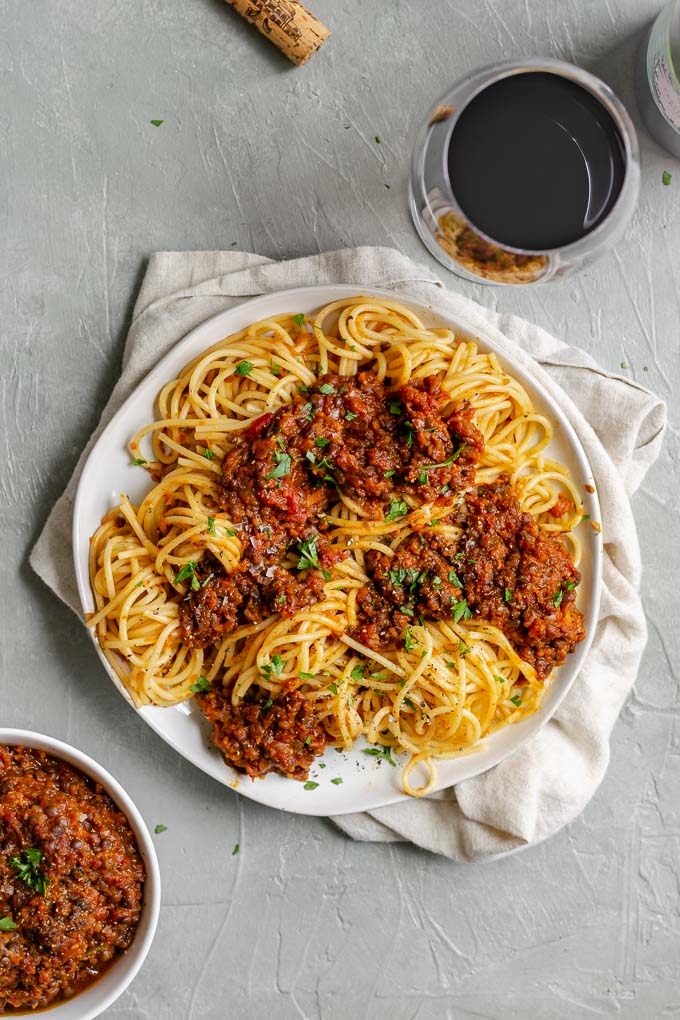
0,747,144,1014
177,370,584,781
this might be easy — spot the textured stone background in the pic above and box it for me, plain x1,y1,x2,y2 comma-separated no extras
2,1,679,1017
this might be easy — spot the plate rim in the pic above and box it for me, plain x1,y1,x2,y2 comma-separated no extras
72,284,602,816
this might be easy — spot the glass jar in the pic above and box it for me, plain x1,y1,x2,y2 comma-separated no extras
637,0,680,157
409,58,640,286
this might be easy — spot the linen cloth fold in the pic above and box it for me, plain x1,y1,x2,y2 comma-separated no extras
30,247,666,861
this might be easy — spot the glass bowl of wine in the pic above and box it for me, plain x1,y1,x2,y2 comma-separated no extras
409,58,640,285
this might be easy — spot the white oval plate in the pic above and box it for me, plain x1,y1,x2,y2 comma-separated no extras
73,286,602,816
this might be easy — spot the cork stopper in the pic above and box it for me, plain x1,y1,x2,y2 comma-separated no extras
226,0,330,66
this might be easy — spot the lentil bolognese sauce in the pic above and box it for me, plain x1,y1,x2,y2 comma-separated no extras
0,746,143,1013
87,297,590,796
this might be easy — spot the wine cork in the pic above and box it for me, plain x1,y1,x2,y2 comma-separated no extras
226,0,330,66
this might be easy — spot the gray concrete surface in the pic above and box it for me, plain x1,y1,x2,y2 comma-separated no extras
2,1,679,1017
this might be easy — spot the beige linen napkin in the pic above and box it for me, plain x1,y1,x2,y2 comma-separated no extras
30,247,666,861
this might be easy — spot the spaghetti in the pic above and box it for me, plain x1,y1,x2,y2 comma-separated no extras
87,297,587,796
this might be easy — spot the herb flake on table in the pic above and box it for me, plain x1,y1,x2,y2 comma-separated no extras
150,119,164,127
304,781,319,791
331,777,343,785
663,170,672,186
154,824,168,834
232,843,240,856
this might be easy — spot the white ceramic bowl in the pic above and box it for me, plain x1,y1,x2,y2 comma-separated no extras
0,729,161,1019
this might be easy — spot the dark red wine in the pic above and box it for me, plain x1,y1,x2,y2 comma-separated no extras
447,71,626,251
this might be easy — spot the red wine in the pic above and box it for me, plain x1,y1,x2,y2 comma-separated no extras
447,71,626,251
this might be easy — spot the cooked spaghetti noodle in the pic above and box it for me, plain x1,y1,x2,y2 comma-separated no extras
87,297,587,796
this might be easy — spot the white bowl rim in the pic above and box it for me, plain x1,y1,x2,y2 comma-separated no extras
0,728,161,1020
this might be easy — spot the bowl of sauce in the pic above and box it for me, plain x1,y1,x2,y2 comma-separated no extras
0,730,160,1018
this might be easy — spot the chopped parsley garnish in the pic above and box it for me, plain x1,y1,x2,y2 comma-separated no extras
304,736,311,746
504,587,513,603
322,569,331,581
293,313,305,327
345,411,358,421
132,457,146,466
301,402,314,421
262,698,274,710
494,675,505,684
232,843,240,856
328,683,338,695
276,436,286,451
295,535,320,570
403,422,415,446
418,470,427,485
432,576,442,589
225,528,236,537
452,599,472,623
389,401,403,415
207,516,216,535
363,745,396,766
234,360,254,377
404,697,416,710
203,448,214,460
150,119,164,127
448,570,462,587
458,640,471,656
9,850,49,896
304,781,319,791
331,777,343,785
266,451,291,479
350,665,365,682
277,593,287,605
261,655,285,680
399,605,414,616
154,824,168,834
305,450,316,464
404,627,416,652
429,519,440,527
663,170,672,186
270,359,281,376
315,437,330,447
318,383,335,395
385,498,409,522
419,444,467,471
298,671,316,680
173,561,200,590
580,514,591,523
383,469,395,478
190,676,211,693
0,917,17,931
510,695,522,707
